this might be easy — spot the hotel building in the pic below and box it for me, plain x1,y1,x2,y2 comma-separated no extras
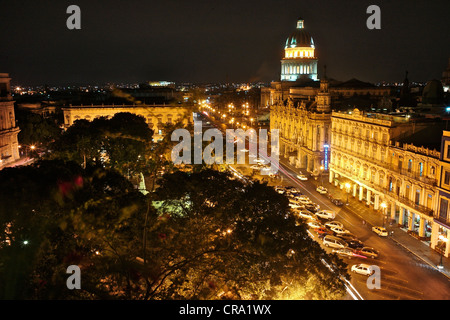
330,109,443,243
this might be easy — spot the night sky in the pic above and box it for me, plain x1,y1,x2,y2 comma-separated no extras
1,0,449,86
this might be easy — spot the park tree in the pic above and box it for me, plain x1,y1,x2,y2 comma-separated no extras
15,108,62,150
48,112,153,177
0,160,148,299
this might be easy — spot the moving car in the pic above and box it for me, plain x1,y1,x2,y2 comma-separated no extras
372,226,389,237
297,174,308,181
351,264,375,276
315,210,336,220
323,235,348,249
357,247,379,259
316,186,328,194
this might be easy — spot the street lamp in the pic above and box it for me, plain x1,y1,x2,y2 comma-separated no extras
320,165,324,187
438,234,448,269
345,183,351,205
380,201,387,227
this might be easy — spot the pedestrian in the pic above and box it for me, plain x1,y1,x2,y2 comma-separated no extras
362,220,366,225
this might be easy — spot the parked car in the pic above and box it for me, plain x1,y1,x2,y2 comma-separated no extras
314,227,333,237
332,248,355,259
323,235,348,249
333,248,368,260
286,187,302,195
274,186,286,194
325,221,343,229
304,203,320,213
298,210,316,220
331,198,344,206
330,226,351,235
357,247,379,259
316,186,328,194
347,239,365,249
372,226,389,237
307,220,324,229
336,233,358,242
351,264,375,276
289,201,304,209
298,199,312,206
298,195,310,201
315,210,336,220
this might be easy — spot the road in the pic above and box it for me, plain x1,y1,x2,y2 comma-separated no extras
201,112,450,300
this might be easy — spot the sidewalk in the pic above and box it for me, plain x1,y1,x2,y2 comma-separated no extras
278,157,450,280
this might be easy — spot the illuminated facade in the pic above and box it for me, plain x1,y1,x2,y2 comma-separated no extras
330,109,441,242
432,131,450,257
62,104,192,141
281,19,318,81
0,73,20,169
271,76,331,175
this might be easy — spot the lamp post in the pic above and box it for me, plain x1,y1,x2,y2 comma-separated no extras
345,183,351,205
320,165,324,187
438,234,448,269
380,201,387,227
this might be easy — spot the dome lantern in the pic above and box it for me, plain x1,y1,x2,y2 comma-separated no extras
281,18,318,81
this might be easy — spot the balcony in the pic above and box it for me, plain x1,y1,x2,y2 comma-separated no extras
332,145,437,186
434,216,450,228
397,195,434,217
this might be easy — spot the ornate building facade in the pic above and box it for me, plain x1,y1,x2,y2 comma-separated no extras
0,73,20,169
62,104,192,141
271,77,331,175
330,109,441,243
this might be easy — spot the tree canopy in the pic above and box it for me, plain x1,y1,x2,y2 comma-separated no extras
48,112,153,176
0,160,348,300
145,169,348,299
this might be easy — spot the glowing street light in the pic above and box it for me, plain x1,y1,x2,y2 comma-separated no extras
345,183,351,205
380,201,388,227
438,234,448,269
320,165,324,187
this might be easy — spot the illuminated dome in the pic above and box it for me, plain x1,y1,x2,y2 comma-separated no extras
281,18,318,82
285,19,315,49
